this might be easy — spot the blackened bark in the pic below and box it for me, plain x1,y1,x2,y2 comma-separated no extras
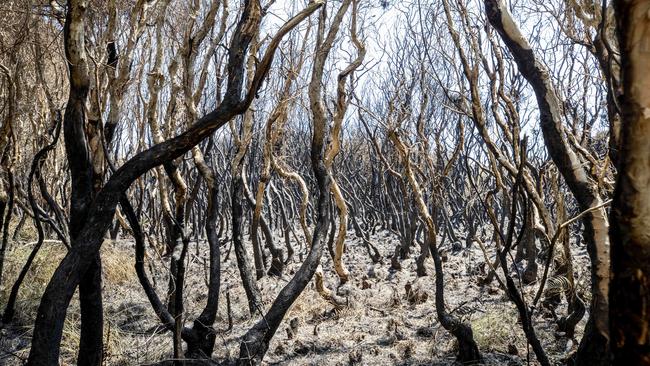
77,256,103,366
61,1,104,364
4,116,63,323
558,293,585,339
232,171,263,314
499,192,549,366
11,209,25,241
483,3,610,364
429,234,482,364
273,184,294,263
0,171,13,287
237,3,346,363
26,2,321,363
123,194,176,331
123,182,220,359
243,172,283,276
185,181,221,358
610,2,650,365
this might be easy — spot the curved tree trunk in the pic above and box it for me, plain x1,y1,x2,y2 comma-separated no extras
237,2,351,362
390,131,482,364
483,3,611,364
0,171,14,287
185,170,221,358
2,116,61,323
243,169,283,276
26,1,320,363
232,165,263,314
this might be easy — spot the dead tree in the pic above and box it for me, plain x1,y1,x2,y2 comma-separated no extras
471,140,550,366
59,2,105,363
389,129,482,364
26,1,321,364
237,1,352,363
248,29,315,276
3,113,62,324
610,2,650,364
484,2,611,364
230,51,264,311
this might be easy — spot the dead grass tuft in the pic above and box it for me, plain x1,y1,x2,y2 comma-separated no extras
470,306,521,352
0,243,66,323
0,240,138,365
0,241,136,323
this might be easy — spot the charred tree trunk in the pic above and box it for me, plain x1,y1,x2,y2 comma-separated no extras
484,3,611,364
26,1,319,363
243,170,283,277
232,162,263,314
610,2,650,365
0,171,13,287
61,2,104,364
237,2,347,363
185,181,221,358
390,131,482,365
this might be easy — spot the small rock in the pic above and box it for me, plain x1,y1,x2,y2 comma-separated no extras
507,343,519,355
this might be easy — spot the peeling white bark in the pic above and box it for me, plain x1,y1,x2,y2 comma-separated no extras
497,1,532,50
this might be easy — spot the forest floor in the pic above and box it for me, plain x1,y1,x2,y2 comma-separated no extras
0,227,592,365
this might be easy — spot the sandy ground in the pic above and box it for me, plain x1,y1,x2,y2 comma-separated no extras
0,227,592,365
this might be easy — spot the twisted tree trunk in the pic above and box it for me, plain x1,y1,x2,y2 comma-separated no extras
61,2,104,364
484,2,610,364
238,2,348,362
26,1,319,363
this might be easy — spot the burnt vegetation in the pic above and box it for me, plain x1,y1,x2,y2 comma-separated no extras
0,0,648,365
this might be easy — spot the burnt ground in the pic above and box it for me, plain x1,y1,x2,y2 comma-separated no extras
0,228,592,365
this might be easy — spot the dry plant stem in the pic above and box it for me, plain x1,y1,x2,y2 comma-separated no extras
322,0,365,284
231,36,266,282
3,116,62,324
249,21,310,277
242,169,283,277
60,2,105,363
494,144,550,366
0,1,627,365
532,199,613,310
